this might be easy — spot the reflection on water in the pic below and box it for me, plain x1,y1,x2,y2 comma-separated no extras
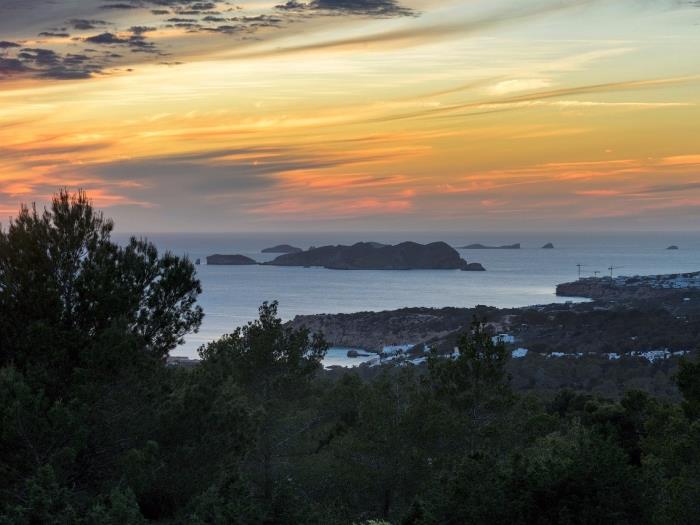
323,348,376,369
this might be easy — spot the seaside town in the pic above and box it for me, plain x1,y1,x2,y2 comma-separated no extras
587,271,700,290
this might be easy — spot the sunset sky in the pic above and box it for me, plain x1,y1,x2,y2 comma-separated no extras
1,0,699,232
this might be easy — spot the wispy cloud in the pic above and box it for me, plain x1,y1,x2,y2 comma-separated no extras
366,75,700,123
226,0,599,60
1,0,700,231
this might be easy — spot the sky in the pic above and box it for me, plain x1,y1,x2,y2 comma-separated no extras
0,0,699,232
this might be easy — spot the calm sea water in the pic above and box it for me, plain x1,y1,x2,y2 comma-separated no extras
113,232,700,358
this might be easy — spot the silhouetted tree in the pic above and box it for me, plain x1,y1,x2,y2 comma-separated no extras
199,301,327,506
0,189,202,392
425,318,513,453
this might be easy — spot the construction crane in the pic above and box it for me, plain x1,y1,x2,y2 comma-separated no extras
608,265,624,278
593,270,601,278
576,264,586,279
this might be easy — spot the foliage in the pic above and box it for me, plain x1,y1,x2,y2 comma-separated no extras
1,191,700,524
0,189,203,390
424,319,513,454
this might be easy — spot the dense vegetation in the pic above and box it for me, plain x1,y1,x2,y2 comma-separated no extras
1,192,699,524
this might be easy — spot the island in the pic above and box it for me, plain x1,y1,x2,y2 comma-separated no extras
206,254,258,265
459,243,521,249
261,244,303,254
667,245,679,250
265,241,484,271
542,243,554,249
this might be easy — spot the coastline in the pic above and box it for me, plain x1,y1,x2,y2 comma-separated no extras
287,270,700,362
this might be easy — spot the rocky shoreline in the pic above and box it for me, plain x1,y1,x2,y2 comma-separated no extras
287,280,699,398
556,272,700,300
290,272,700,358
289,307,498,353
555,281,684,301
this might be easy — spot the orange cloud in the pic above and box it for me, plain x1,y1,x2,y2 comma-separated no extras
575,189,621,196
660,155,700,166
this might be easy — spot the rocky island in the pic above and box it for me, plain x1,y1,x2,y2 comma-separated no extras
262,244,303,254
265,241,484,271
667,245,679,250
206,254,257,265
542,242,554,249
460,243,521,249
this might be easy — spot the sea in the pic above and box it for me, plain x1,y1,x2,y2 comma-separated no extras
113,231,700,364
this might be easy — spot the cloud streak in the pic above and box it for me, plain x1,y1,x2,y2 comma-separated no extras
1,0,700,231
227,0,597,60
363,75,700,124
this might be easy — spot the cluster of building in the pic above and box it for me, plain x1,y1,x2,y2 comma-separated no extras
607,271,700,290
345,332,696,367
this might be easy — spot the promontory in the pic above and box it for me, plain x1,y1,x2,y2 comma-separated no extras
264,241,484,271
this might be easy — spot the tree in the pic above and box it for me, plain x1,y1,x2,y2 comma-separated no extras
199,301,326,393
0,465,78,525
84,487,147,525
145,371,257,520
509,426,645,525
639,358,700,524
198,301,327,505
412,425,646,525
676,357,700,420
314,369,436,522
0,190,203,522
406,453,510,525
0,189,203,390
425,318,512,454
